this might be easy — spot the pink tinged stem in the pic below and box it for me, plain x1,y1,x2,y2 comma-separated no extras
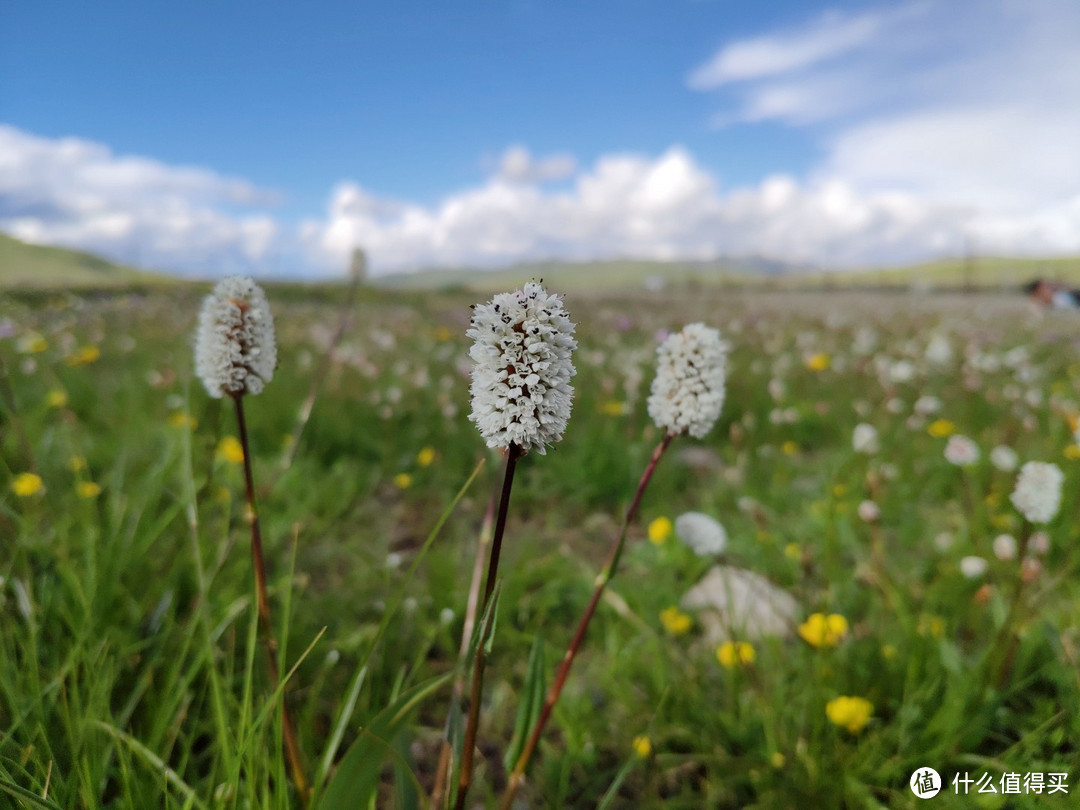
234,394,309,803
500,433,674,808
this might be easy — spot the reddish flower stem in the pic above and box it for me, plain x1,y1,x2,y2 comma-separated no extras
500,433,673,808
453,443,521,810
234,395,308,803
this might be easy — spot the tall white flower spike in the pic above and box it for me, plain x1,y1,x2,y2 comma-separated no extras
467,281,577,455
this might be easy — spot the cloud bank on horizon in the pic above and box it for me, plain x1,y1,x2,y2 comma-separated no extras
1,0,1078,278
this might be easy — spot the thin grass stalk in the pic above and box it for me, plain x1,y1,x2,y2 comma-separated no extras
453,443,521,810
0,354,37,473
990,521,1033,688
431,490,496,807
501,433,673,808
233,394,309,803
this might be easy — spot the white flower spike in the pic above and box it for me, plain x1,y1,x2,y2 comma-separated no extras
648,323,728,439
195,276,277,398
1010,461,1064,524
467,281,577,455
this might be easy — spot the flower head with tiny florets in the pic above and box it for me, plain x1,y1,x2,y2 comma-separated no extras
195,276,277,398
467,282,577,455
1010,461,1063,524
647,323,728,439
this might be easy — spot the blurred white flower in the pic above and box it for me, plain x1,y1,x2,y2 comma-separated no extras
934,531,954,552
647,323,728,439
992,533,1017,560
675,512,728,556
1010,461,1064,524
194,276,277,398
914,395,942,416
1029,531,1051,556
467,282,577,454
853,423,879,454
990,445,1019,472
960,556,989,579
857,500,881,523
925,334,953,366
888,360,915,384
944,435,980,467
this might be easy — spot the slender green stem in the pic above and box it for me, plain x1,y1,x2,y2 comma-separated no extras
454,444,521,810
431,490,497,808
500,434,673,809
233,394,309,804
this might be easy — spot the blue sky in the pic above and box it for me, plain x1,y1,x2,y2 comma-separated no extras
2,0,1078,276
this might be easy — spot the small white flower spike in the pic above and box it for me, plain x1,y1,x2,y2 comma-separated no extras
195,276,277,398
647,323,728,439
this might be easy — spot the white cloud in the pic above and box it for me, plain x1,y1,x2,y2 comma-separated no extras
691,0,1080,216
687,7,892,90
3,122,1078,278
301,148,1003,273
496,145,577,184
0,125,282,275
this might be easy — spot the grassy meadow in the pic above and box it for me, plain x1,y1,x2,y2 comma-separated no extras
2,280,1080,809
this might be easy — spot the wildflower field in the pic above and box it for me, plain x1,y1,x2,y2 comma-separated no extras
2,282,1080,809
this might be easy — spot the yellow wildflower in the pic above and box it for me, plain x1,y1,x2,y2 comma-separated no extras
716,641,756,670
66,345,101,366
832,483,847,497
17,333,47,354
770,752,786,769
632,735,652,758
826,696,873,734
798,613,849,647
927,419,955,438
12,472,44,497
660,606,692,636
417,446,436,467
648,516,673,545
1065,445,1080,461
784,543,802,561
806,353,830,371
393,472,413,490
76,481,102,499
599,400,628,416
882,644,898,660
67,456,87,473
216,436,245,464
435,326,453,342
168,411,197,430
782,440,798,456
46,389,68,408
918,614,945,638
990,513,1015,531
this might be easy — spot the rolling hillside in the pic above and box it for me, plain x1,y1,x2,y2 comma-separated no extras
0,232,165,289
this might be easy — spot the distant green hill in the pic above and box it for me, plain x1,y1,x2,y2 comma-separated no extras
803,255,1080,289
377,254,1080,292
375,259,759,293
0,232,165,289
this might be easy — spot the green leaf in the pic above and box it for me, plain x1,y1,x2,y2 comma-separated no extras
0,777,66,810
316,672,452,810
503,634,547,772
